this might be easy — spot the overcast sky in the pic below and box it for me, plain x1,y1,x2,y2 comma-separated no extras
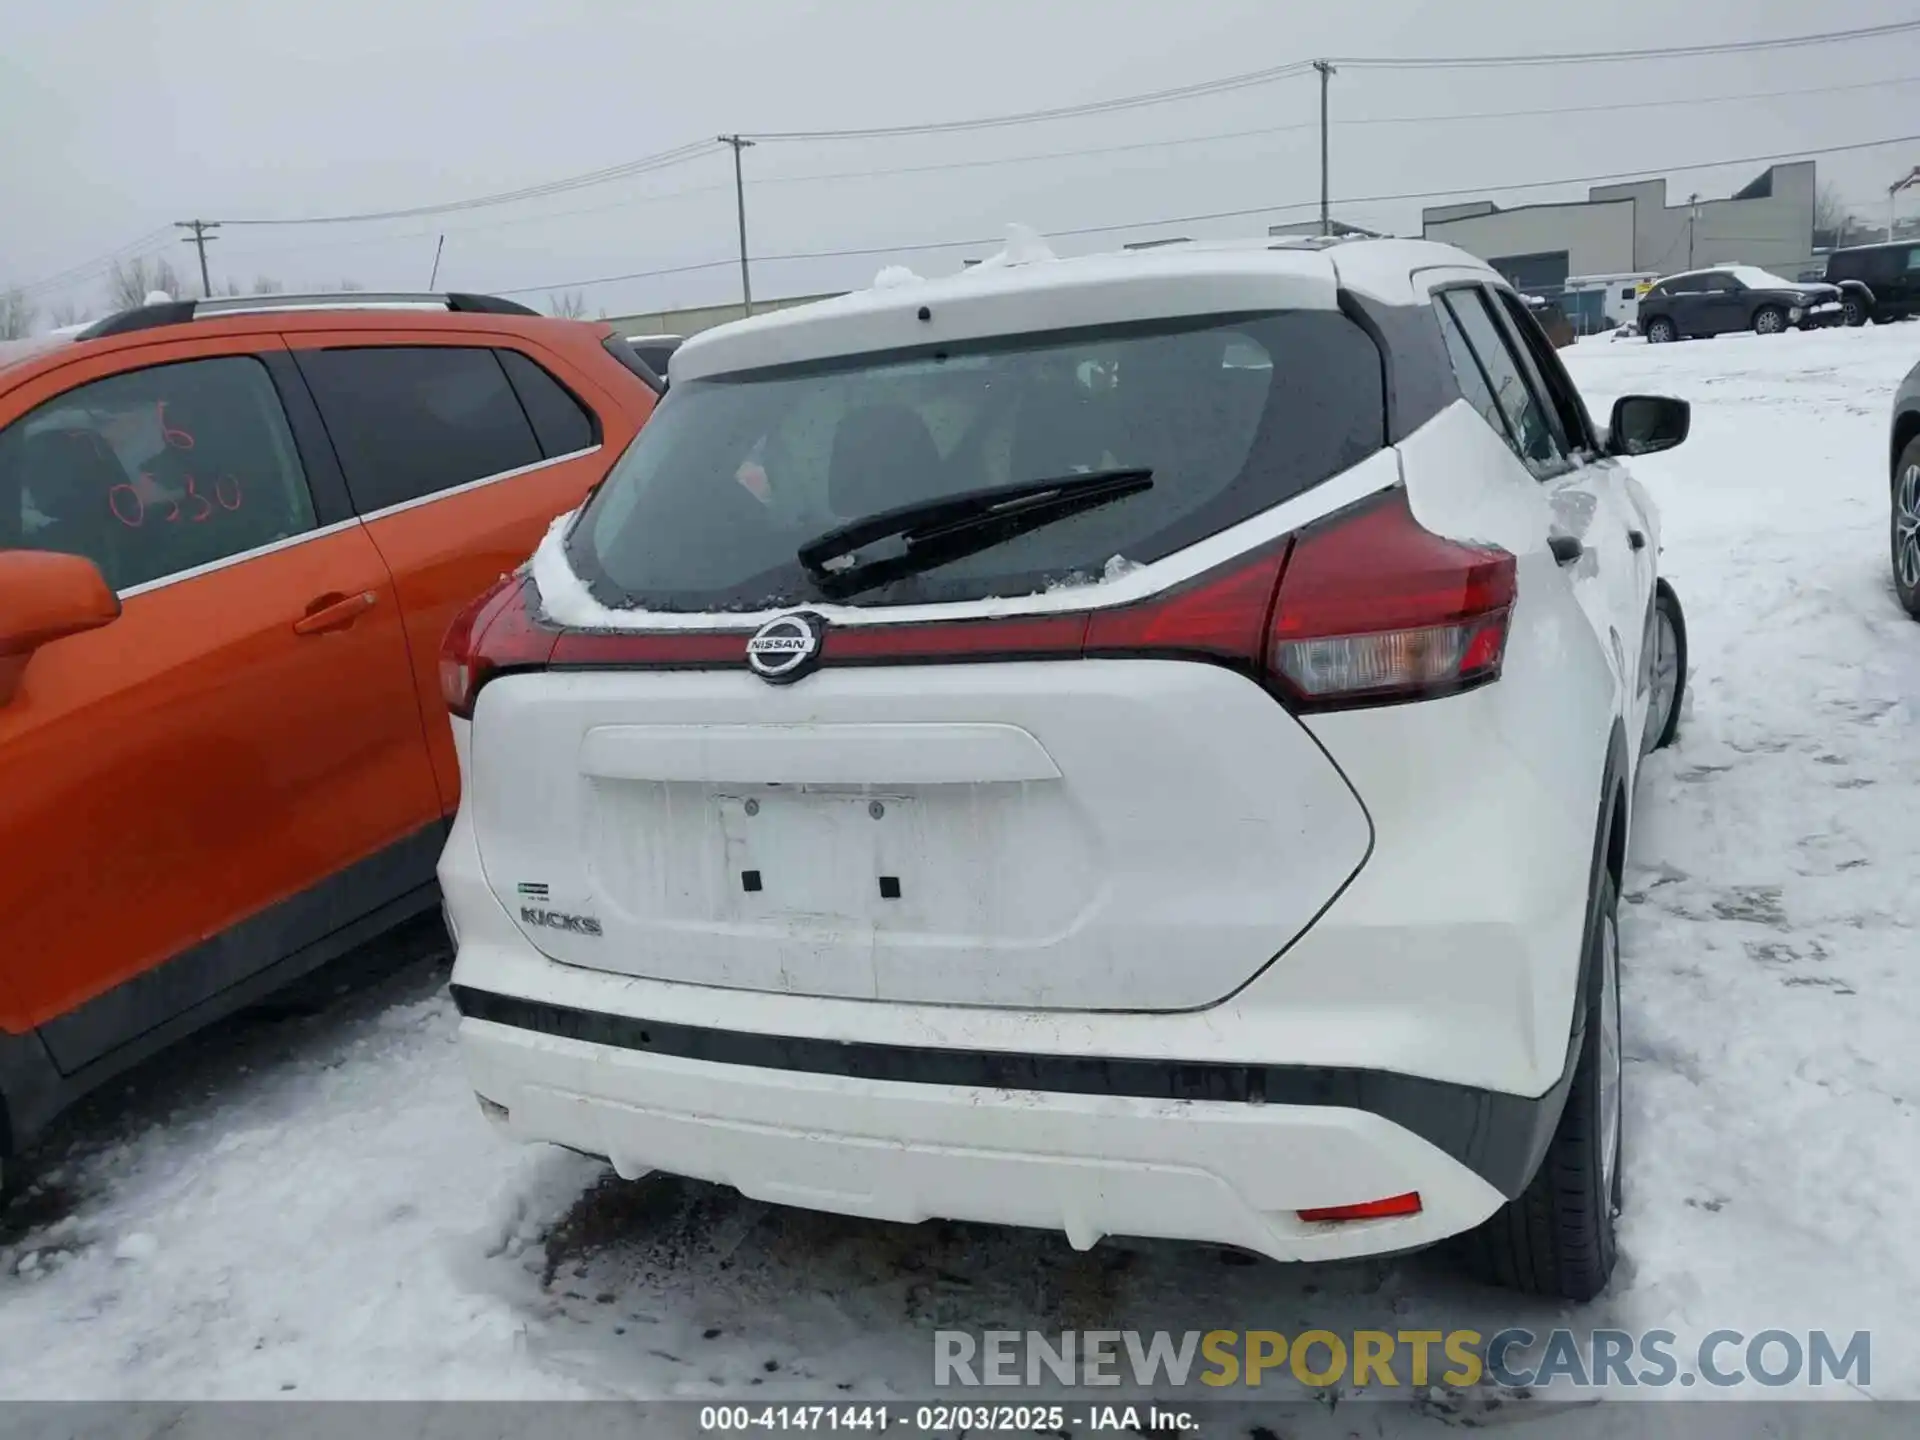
4,0,1916,322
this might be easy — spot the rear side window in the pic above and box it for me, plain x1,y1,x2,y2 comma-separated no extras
1906,248,1920,273
498,349,598,456
1439,290,1566,476
569,312,1385,612
1432,300,1508,441
0,355,317,592
296,346,541,514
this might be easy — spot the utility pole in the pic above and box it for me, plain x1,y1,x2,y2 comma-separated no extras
429,234,446,290
719,135,756,316
176,219,219,297
1313,61,1336,236
1687,194,1701,267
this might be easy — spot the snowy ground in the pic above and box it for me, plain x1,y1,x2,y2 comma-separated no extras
1,322,1916,1431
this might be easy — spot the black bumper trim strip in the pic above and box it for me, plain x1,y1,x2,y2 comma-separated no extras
449,984,1571,1199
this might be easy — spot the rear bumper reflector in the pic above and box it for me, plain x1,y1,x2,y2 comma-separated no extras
1298,1191,1423,1223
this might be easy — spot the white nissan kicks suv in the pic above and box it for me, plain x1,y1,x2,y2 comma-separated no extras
438,236,1690,1301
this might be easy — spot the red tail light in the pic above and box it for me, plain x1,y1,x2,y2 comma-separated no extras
439,574,559,719
438,487,1514,714
1266,488,1515,708
1298,1191,1423,1223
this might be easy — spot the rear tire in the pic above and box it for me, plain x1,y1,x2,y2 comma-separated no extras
1462,870,1622,1302
1752,306,1786,335
1893,439,1920,620
1644,316,1675,344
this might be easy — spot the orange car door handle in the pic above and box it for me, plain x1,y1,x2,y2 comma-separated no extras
293,590,379,637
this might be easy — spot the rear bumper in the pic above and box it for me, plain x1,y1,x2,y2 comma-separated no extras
453,998,1514,1263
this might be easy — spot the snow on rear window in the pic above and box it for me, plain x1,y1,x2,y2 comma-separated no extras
568,312,1383,613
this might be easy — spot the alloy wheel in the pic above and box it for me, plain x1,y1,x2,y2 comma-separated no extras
1897,464,1920,593
1643,606,1679,753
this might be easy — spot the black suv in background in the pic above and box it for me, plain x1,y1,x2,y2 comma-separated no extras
1825,242,1920,327
1638,266,1843,342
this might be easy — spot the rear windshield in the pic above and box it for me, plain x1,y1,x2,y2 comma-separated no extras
567,311,1384,612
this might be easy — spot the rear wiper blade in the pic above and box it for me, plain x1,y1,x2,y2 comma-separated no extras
796,467,1153,598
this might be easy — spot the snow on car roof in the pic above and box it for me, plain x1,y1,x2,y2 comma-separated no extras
670,231,1491,384
1721,265,1801,290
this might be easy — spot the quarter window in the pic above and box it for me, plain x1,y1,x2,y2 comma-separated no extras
1432,298,1509,443
0,355,317,592
295,346,543,515
497,349,598,457
1440,289,1567,476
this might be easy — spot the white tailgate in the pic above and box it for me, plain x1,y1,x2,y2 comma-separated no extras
468,659,1371,1012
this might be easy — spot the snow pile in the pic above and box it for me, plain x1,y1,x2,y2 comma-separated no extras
967,222,1057,271
870,265,921,291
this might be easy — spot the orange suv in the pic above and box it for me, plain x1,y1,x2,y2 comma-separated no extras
0,291,660,1179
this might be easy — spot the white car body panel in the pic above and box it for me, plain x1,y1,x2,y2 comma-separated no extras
442,237,1673,1265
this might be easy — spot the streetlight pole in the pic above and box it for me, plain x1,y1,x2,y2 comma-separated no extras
1687,195,1702,268
719,135,756,316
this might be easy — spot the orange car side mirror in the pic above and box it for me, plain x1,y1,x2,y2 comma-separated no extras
0,550,121,706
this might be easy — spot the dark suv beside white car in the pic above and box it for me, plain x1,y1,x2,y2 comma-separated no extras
1638,266,1843,342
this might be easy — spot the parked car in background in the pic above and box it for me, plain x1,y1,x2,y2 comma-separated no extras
1825,241,1920,328
0,291,661,1185
1638,265,1843,342
1890,357,1920,618
623,333,683,390
441,236,1692,1301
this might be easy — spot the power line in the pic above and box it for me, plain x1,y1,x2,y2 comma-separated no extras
735,22,1917,143
17,227,177,298
742,62,1319,143
1332,19,1920,69
214,140,721,227
498,131,1920,298
216,70,1920,271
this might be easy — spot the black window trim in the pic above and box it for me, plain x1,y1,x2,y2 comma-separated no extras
1484,283,1601,459
495,345,604,455
1451,284,1575,480
1430,284,1521,453
1433,282,1573,478
4,349,342,599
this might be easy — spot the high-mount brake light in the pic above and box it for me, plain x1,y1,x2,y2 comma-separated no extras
438,488,1515,713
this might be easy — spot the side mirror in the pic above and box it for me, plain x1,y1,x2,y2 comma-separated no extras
1607,395,1691,457
0,550,121,706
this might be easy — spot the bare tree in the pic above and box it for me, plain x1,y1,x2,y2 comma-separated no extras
0,289,37,340
312,278,367,294
1813,181,1853,248
106,256,194,310
49,300,93,329
253,275,286,294
548,290,589,319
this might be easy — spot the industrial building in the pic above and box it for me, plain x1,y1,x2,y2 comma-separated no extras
1421,161,1818,294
